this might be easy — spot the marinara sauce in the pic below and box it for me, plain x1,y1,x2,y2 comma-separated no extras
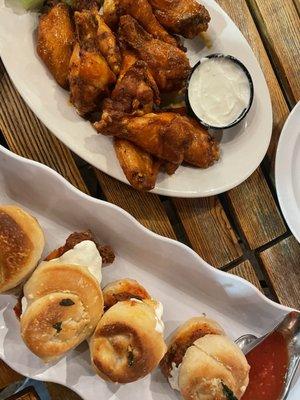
242,331,288,400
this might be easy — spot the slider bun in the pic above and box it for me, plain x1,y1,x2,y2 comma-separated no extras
21,292,91,362
23,262,104,329
179,335,250,400
103,278,151,310
90,299,166,383
160,316,225,378
0,205,45,293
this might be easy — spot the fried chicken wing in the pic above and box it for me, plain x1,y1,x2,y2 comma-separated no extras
37,3,75,88
102,0,178,47
114,138,161,190
69,43,116,115
119,15,190,92
98,56,160,131
75,8,121,74
148,0,211,38
183,117,219,167
96,112,193,164
69,9,118,115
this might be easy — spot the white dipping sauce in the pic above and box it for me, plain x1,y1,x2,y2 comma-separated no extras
188,57,251,127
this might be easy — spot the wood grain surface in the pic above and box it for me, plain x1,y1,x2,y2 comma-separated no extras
46,383,82,400
173,197,242,267
227,168,286,249
96,171,176,239
259,236,300,309
0,61,88,194
229,260,263,291
0,361,22,389
5,387,40,400
248,0,300,103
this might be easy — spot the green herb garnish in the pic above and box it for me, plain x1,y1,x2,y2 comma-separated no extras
127,350,134,367
59,299,75,306
221,383,238,400
53,322,62,333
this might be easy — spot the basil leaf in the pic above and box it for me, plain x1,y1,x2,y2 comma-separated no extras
53,322,62,333
59,299,75,306
221,383,238,400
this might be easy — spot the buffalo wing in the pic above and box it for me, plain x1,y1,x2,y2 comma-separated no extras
148,0,211,38
37,3,75,88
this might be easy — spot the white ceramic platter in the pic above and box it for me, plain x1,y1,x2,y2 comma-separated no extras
0,0,272,197
0,145,299,400
275,101,300,243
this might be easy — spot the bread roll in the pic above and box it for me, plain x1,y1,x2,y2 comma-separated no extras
103,278,151,310
179,335,249,399
160,316,225,379
90,299,166,383
21,241,104,362
0,205,45,293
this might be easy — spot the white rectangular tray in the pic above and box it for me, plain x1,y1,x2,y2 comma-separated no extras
0,146,298,400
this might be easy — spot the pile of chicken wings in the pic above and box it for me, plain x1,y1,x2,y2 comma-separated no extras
37,0,219,191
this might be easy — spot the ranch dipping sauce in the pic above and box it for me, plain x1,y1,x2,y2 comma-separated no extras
187,55,253,128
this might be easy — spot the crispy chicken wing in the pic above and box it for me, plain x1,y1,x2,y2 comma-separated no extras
97,50,162,190
102,0,178,47
114,138,161,190
69,9,118,115
148,0,211,38
96,112,193,164
75,8,121,74
69,43,115,115
183,117,219,167
37,3,75,88
119,15,190,92
98,52,160,131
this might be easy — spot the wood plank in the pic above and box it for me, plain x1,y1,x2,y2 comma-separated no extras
0,61,87,194
0,361,22,389
215,0,289,171
248,0,300,102
229,260,263,291
96,171,176,239
259,236,300,309
227,168,286,249
46,383,82,400
6,387,40,400
173,197,242,268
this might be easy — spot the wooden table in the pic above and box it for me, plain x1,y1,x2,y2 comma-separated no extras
0,0,299,398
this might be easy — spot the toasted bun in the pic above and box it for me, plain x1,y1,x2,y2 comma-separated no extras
160,316,225,378
23,262,104,329
21,292,91,362
103,278,151,310
0,205,45,293
90,299,166,383
179,335,250,400
21,261,104,361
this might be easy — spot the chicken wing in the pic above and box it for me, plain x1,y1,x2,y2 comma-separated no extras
69,43,116,115
97,53,160,131
102,0,178,47
37,3,75,88
75,8,121,75
114,138,161,190
96,112,193,164
147,0,211,38
119,15,190,92
183,117,219,167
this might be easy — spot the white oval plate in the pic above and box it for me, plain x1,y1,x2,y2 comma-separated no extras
275,101,300,243
0,145,299,400
0,0,272,197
